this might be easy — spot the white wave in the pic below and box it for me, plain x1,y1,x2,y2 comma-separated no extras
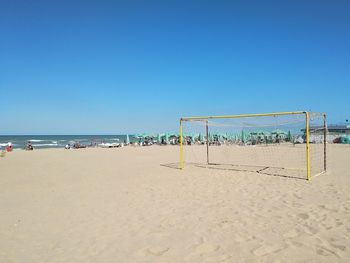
29,139,45,142
32,143,59,147
52,141,58,144
0,143,17,147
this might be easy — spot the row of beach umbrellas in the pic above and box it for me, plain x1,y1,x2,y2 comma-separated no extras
133,130,294,144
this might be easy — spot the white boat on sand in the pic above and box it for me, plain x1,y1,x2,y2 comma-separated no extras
98,142,121,148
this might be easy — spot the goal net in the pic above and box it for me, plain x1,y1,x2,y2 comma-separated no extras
179,111,326,180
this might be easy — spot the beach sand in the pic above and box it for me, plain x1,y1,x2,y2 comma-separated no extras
0,145,350,262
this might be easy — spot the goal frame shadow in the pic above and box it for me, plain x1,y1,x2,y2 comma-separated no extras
161,162,308,181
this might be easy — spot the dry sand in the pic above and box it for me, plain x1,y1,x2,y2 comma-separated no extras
0,144,350,262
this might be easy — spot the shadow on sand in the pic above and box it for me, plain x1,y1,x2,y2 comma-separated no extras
160,162,307,181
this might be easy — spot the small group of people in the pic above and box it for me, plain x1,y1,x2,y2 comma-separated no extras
25,141,34,151
65,142,87,149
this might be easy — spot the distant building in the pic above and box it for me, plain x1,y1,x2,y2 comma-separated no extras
302,124,350,134
300,124,350,143
327,125,350,134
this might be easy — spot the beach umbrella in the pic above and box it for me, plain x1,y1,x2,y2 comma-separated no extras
202,133,207,142
157,133,161,143
340,135,350,144
126,134,130,144
165,133,169,144
257,130,266,135
241,130,247,143
287,130,292,142
134,133,144,139
191,133,198,142
217,132,225,140
143,133,153,139
272,129,287,135
234,133,238,140
189,133,194,141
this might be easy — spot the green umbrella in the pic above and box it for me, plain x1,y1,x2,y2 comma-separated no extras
126,134,130,144
241,130,247,143
209,133,214,142
165,133,169,144
272,129,287,135
340,135,350,144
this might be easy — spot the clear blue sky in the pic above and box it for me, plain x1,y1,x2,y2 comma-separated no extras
1,0,349,134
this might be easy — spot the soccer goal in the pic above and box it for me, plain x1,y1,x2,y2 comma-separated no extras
179,111,327,181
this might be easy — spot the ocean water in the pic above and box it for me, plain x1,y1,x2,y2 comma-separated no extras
0,135,135,150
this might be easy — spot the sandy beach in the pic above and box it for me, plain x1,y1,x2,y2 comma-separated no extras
0,144,350,262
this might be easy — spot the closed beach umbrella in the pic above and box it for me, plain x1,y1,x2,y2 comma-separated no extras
126,134,130,144
241,130,247,143
165,133,169,144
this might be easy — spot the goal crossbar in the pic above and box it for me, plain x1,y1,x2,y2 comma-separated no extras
181,111,307,122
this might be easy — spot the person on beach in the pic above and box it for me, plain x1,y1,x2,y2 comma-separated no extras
0,145,5,157
6,142,13,152
25,142,33,151
0,147,5,157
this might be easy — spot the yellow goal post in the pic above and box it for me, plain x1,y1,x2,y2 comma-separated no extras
179,111,327,181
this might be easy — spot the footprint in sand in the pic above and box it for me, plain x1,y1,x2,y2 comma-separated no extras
298,213,309,220
283,229,299,238
184,242,221,261
304,225,318,235
252,244,286,257
316,246,339,257
329,242,347,252
195,243,219,254
319,204,338,212
293,193,303,199
290,241,303,248
147,246,169,256
135,246,169,257
203,254,231,262
218,220,233,229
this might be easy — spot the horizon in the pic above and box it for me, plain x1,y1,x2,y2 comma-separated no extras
1,1,349,134
0,117,349,136
0,118,349,136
